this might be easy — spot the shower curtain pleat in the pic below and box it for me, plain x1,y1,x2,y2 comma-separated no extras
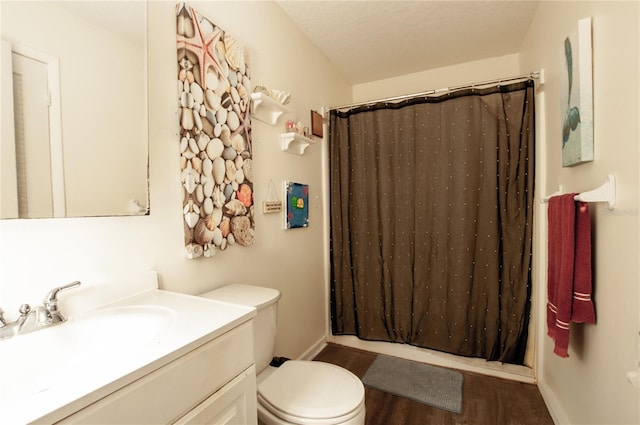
329,81,535,364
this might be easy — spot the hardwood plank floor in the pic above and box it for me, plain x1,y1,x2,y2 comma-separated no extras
313,343,554,425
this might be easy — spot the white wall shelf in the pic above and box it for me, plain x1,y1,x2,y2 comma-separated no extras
281,132,315,155
250,92,289,126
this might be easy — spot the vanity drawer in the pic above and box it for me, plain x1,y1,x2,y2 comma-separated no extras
56,320,254,425
173,365,257,425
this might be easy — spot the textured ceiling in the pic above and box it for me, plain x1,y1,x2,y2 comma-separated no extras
276,0,539,84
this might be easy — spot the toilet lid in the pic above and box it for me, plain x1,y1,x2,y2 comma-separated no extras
258,361,364,421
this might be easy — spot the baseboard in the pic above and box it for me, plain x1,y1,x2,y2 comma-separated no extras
538,379,568,425
329,335,536,384
298,336,328,361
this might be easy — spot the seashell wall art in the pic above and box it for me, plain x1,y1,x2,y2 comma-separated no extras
176,3,254,259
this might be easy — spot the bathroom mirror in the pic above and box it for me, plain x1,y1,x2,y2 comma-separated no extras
0,1,149,219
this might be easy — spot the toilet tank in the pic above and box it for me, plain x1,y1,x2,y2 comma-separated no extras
199,284,281,374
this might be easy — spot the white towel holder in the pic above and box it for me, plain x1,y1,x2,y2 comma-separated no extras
541,174,616,210
574,174,616,209
541,185,565,203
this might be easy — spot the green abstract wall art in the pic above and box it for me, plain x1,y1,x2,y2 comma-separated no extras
562,17,593,167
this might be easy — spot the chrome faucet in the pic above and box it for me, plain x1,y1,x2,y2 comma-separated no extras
42,281,82,325
0,281,81,340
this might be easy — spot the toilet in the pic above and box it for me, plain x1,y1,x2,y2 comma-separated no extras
200,284,365,425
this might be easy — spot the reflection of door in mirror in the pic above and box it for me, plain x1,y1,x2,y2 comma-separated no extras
1,42,65,219
1,1,149,219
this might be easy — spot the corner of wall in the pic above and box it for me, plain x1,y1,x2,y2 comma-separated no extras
537,379,570,425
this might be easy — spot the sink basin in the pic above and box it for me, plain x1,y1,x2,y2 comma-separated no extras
70,304,176,345
0,305,176,404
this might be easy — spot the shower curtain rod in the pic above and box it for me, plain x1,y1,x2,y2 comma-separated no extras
328,70,542,112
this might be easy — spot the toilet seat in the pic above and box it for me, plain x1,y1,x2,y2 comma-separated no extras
258,361,365,425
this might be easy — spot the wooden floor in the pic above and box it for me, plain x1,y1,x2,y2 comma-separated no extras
313,344,554,425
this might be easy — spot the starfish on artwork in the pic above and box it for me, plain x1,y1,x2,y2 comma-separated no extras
176,6,226,89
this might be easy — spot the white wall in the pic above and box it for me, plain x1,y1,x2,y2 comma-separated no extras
0,1,350,361
519,1,639,424
352,53,521,102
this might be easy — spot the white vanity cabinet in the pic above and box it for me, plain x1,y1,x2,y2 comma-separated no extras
56,321,257,425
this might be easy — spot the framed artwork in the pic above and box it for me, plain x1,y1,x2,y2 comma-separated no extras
561,17,593,167
285,181,309,229
311,110,323,137
176,3,254,258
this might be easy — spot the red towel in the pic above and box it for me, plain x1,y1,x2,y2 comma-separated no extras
547,194,596,357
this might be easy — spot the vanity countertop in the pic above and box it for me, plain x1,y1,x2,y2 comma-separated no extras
0,289,255,424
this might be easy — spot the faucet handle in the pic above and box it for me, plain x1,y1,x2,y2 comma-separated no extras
17,304,32,326
18,304,31,316
43,281,82,305
42,281,81,324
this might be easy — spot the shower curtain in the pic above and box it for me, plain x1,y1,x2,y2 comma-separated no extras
329,81,535,364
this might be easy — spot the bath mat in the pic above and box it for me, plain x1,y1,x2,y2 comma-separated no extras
362,355,463,414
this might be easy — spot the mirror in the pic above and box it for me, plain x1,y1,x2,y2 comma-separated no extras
0,1,148,218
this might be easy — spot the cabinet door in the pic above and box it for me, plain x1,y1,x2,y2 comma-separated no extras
174,365,257,425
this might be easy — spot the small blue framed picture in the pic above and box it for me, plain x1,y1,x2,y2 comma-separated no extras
285,181,309,229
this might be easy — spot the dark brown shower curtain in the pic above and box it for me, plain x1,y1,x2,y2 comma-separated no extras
329,81,535,364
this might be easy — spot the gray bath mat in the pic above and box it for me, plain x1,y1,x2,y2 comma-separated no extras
362,355,463,414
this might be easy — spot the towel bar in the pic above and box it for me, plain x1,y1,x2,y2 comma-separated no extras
541,185,564,203
541,174,616,210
